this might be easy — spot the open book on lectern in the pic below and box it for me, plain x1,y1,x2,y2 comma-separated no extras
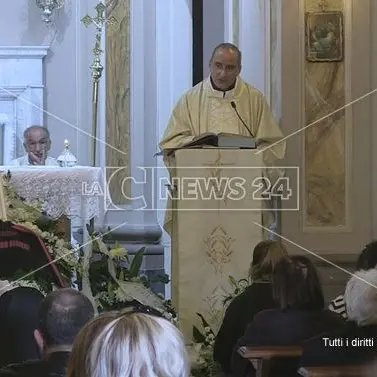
155,132,256,156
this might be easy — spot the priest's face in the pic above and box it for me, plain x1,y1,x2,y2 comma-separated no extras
210,48,241,91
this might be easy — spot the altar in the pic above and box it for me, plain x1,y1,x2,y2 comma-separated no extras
0,166,104,242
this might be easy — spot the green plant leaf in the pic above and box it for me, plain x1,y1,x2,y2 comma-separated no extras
119,269,125,281
107,282,114,298
129,247,146,278
228,275,237,288
197,313,211,329
193,325,206,343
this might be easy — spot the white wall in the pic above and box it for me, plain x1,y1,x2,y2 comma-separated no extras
155,0,193,297
0,0,96,165
371,0,377,239
203,0,224,77
203,0,270,99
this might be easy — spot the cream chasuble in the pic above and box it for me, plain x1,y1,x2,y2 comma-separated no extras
159,76,285,158
159,76,286,234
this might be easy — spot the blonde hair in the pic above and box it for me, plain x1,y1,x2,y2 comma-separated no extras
66,311,123,377
249,240,288,281
69,312,189,377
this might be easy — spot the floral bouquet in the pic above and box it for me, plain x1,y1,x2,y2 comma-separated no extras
190,313,221,377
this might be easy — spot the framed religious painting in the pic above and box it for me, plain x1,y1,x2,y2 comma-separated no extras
305,11,344,62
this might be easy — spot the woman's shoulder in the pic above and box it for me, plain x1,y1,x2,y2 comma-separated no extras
234,282,272,300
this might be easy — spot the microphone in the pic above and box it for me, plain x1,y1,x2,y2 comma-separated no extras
230,101,255,138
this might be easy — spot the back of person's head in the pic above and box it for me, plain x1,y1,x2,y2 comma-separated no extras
249,240,288,281
37,288,94,349
0,287,44,367
272,256,325,311
66,311,122,377
68,312,189,377
345,269,377,326
356,241,377,271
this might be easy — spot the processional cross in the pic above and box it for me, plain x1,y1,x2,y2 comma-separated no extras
81,2,117,166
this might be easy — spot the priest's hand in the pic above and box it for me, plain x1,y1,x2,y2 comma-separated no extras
29,150,46,165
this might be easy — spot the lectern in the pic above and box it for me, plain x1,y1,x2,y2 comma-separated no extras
168,147,267,339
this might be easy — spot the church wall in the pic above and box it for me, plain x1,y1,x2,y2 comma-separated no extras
203,0,225,78
0,0,96,166
371,0,377,240
105,0,131,206
100,0,193,299
303,0,347,231
280,0,372,294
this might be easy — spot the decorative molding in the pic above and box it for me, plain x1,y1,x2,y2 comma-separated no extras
301,0,352,233
0,86,29,99
233,0,239,46
0,46,49,59
96,223,162,243
264,0,271,105
343,0,353,233
224,0,233,42
298,0,306,234
0,47,46,163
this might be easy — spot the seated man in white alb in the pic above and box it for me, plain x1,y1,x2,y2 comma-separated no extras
9,126,58,166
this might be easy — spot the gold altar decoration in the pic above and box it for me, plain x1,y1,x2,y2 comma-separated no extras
36,0,64,24
82,2,117,166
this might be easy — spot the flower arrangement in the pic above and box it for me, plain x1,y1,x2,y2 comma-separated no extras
191,313,221,377
1,170,254,377
1,171,76,292
190,275,249,377
83,229,177,322
1,171,177,324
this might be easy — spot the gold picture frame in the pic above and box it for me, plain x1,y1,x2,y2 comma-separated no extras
305,11,344,62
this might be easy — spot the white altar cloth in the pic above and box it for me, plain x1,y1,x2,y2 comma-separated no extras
0,166,103,221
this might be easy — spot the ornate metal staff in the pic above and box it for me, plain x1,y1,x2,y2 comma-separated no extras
81,2,117,166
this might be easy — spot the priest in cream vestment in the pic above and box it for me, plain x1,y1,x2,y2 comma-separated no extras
159,43,286,234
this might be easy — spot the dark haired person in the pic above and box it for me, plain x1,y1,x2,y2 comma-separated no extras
0,288,94,377
213,240,288,374
159,43,285,235
0,287,44,368
232,256,345,377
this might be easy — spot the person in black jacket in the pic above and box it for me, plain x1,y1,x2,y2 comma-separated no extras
0,287,44,368
300,268,377,368
213,240,288,374
232,256,345,377
0,288,95,377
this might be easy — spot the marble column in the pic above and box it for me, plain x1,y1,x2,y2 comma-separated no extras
105,0,131,205
270,0,282,121
155,0,193,299
303,0,347,228
238,0,270,96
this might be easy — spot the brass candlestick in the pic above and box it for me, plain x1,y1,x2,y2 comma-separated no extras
82,2,117,166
